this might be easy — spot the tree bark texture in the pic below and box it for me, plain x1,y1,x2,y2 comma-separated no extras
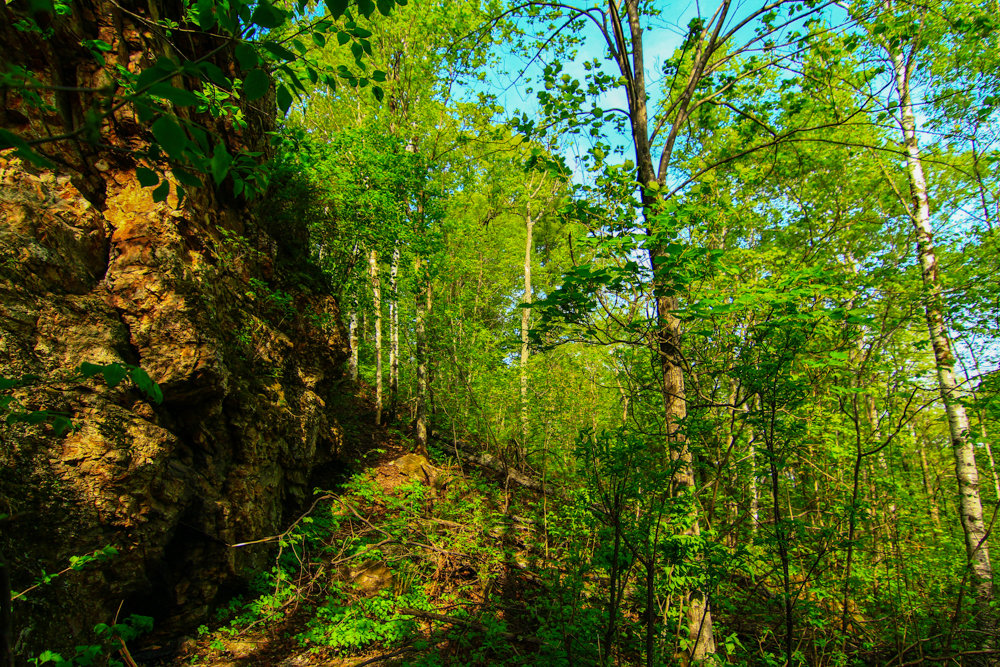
369,249,383,426
349,300,359,382
520,201,535,465
891,46,995,638
615,0,719,656
390,243,400,421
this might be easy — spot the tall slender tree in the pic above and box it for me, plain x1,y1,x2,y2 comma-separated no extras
887,31,995,641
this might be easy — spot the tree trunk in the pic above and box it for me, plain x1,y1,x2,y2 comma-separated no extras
389,242,400,422
891,46,995,640
414,185,430,455
368,249,383,426
615,0,720,656
744,395,759,535
1,541,12,667
348,298,359,383
414,254,429,455
520,202,534,466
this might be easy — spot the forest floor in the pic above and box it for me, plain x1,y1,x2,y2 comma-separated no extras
138,396,556,666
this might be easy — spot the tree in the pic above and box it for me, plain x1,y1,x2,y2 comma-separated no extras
512,0,873,658
881,4,995,642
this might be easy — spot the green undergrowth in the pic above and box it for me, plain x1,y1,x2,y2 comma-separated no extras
191,451,533,663
187,443,738,665
187,431,955,667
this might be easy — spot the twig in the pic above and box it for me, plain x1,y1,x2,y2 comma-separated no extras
117,638,139,667
111,600,138,667
341,502,471,559
397,608,544,645
229,494,334,548
349,646,415,666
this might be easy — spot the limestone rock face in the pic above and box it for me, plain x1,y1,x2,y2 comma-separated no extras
0,2,354,657
0,160,348,655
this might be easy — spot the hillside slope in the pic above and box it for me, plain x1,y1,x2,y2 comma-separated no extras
152,420,559,667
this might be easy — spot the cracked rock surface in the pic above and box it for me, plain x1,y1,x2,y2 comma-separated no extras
0,158,347,657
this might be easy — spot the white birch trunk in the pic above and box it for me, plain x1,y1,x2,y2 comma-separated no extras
892,46,995,633
390,243,400,421
520,202,535,465
980,420,1000,501
348,302,358,383
368,249,383,426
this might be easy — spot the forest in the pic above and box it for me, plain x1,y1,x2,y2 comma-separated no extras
0,0,998,665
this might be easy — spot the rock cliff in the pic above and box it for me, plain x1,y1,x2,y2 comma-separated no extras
0,1,350,658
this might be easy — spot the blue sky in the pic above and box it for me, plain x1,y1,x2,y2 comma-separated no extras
491,2,693,175
475,0,852,187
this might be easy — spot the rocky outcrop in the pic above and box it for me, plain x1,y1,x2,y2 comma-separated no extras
0,151,350,657
0,2,350,658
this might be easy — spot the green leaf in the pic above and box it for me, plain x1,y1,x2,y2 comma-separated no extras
8,411,45,426
195,0,218,29
151,116,187,159
136,167,159,188
136,56,179,89
0,128,27,152
35,651,64,664
243,68,269,101
210,142,233,185
78,362,104,379
324,0,349,18
152,180,171,203
148,83,203,107
312,32,326,47
376,0,393,15
234,41,259,70
101,363,128,389
129,367,163,404
172,167,202,188
251,1,286,29
51,415,73,436
357,0,375,17
278,64,308,93
372,86,384,102
198,61,230,89
0,129,54,167
260,41,297,61
276,84,293,114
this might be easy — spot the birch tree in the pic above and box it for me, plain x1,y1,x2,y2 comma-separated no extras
369,248,384,425
888,34,995,644
390,243,400,420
